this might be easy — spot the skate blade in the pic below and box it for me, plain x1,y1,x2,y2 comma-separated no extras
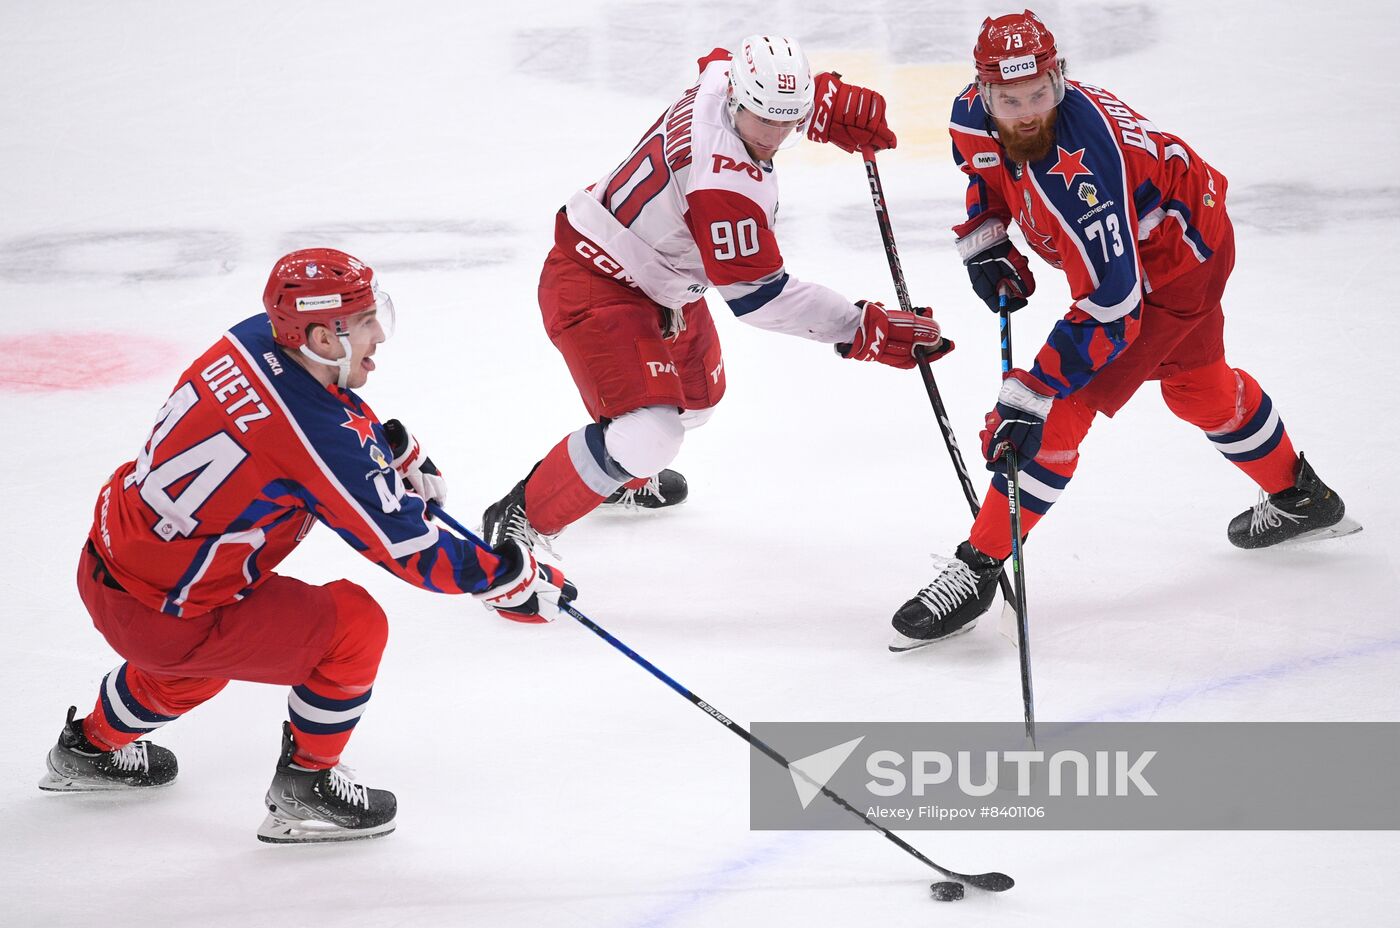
594,500,686,515
996,600,1021,650
256,810,396,845
38,768,174,792
1278,516,1363,547
889,617,979,653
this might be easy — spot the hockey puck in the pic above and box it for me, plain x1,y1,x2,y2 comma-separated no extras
930,881,965,901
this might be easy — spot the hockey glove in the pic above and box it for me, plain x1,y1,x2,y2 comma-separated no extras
954,215,1035,313
473,539,577,624
980,370,1056,470
837,300,953,370
383,418,448,505
808,72,897,153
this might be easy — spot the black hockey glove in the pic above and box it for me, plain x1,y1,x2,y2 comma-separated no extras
953,215,1035,313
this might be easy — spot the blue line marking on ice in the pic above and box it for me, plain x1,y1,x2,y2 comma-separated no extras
619,832,810,928
611,634,1400,927
1084,634,1400,722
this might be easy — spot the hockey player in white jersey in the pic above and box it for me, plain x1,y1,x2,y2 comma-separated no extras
483,35,950,548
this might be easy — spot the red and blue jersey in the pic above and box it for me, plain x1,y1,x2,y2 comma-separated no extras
90,314,512,618
950,79,1229,397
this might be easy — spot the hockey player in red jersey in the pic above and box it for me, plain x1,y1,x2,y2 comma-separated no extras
40,249,576,842
481,35,950,551
890,10,1358,650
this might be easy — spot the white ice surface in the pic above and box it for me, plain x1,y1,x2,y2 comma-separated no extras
2,1,1397,925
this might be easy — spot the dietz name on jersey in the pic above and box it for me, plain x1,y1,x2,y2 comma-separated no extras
201,353,271,432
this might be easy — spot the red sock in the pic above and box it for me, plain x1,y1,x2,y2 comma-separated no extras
524,424,629,534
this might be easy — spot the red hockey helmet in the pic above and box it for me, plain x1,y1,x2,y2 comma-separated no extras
262,248,385,350
973,10,1065,119
974,10,1060,84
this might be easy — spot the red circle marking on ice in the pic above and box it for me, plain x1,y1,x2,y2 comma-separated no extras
0,332,181,392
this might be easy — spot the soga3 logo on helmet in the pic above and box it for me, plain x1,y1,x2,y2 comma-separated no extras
998,54,1039,78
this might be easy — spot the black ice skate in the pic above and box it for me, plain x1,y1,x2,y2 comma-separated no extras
481,476,558,556
257,722,396,844
38,706,178,791
890,542,1003,652
600,469,689,511
1227,453,1361,549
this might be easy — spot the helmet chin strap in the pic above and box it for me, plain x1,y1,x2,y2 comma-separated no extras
298,334,354,388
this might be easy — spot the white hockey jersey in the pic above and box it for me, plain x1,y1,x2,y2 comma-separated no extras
561,49,861,343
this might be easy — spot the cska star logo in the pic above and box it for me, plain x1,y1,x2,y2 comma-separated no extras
340,410,376,447
958,85,979,109
1047,146,1092,187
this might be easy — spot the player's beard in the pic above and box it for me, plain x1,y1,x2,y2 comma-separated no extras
996,108,1058,164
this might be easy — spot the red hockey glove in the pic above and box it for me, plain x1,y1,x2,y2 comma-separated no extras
808,72,897,153
980,370,1056,470
837,300,953,370
954,215,1035,313
383,418,448,505
473,539,577,624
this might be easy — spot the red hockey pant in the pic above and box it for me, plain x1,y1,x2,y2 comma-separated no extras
968,224,1297,559
523,246,726,535
76,543,387,768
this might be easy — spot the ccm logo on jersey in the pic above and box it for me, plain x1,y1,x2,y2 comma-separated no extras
712,154,762,181
999,54,1038,78
573,241,639,289
973,151,1001,169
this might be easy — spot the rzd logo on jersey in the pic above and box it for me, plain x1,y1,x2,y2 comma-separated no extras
712,154,762,181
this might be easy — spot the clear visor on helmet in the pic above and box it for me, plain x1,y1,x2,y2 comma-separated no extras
980,69,1064,120
369,281,396,340
732,105,807,154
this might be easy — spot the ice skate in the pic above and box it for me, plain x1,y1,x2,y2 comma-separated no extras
38,706,178,792
1227,453,1360,549
600,469,689,511
481,477,558,556
257,723,396,844
890,542,1003,652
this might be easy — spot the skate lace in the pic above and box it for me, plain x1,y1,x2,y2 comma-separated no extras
325,764,370,810
1249,491,1305,536
915,555,979,618
109,741,150,773
611,475,666,510
504,508,559,559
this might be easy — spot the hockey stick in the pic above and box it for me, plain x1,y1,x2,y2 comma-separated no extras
854,146,1022,626
997,297,1037,747
427,501,1014,894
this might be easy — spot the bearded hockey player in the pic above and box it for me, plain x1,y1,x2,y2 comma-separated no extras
891,10,1358,650
481,34,949,552
41,249,576,842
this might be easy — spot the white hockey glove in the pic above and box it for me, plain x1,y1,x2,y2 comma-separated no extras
473,539,577,624
382,419,448,505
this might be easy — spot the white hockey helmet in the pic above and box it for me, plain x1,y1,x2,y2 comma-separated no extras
728,35,815,130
